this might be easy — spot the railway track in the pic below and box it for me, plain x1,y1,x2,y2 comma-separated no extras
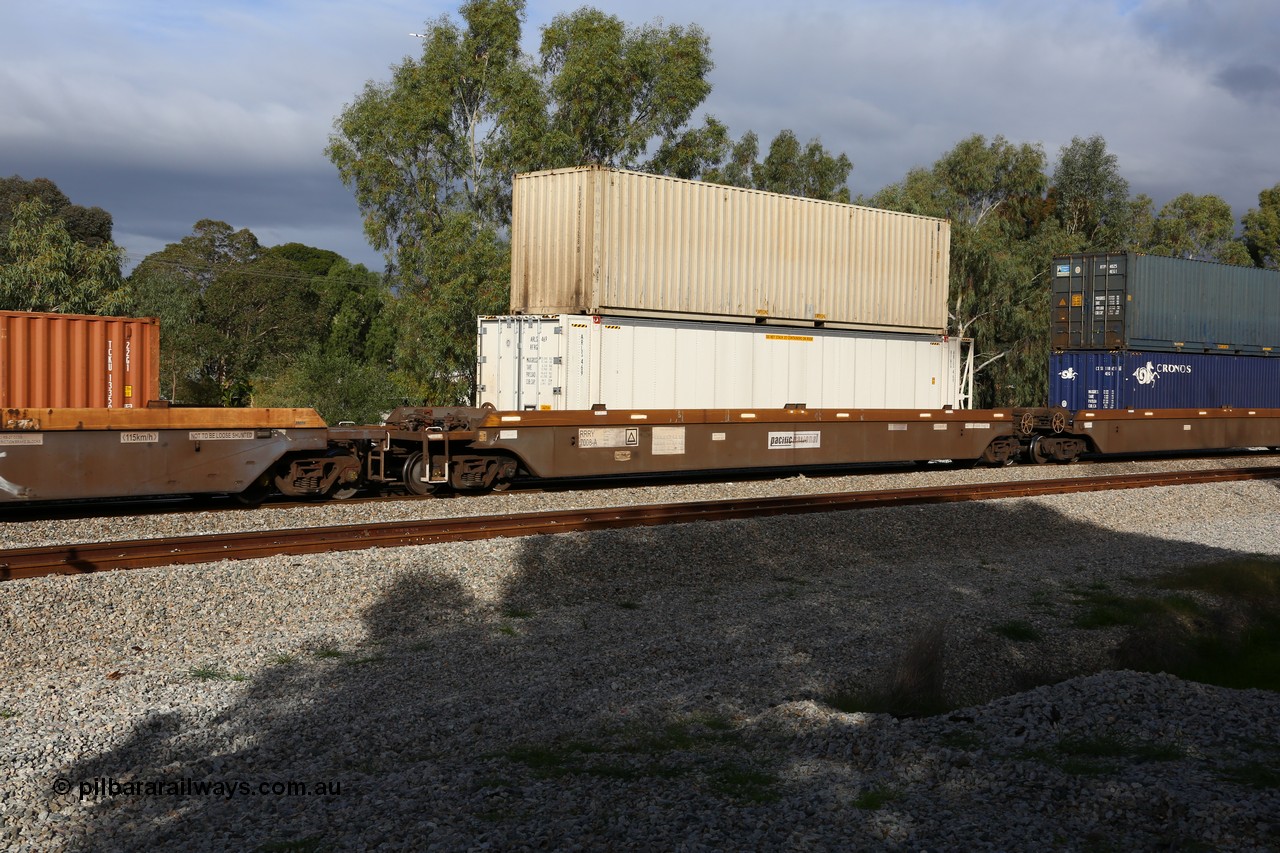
3,465,1279,581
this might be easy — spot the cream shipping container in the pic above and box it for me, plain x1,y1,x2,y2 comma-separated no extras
0,310,160,410
510,166,950,334
476,314,971,411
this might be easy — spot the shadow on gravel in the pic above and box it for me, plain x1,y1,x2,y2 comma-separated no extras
53,488,1280,851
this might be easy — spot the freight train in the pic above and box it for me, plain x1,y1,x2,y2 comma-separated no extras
2,401,1278,504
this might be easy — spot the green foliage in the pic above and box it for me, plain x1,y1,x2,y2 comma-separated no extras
693,128,853,202
0,175,114,248
129,221,391,411
538,8,713,169
326,1,781,403
0,197,126,314
869,134,1051,406
1241,183,1280,269
263,243,343,278
1051,135,1134,250
393,211,509,405
253,347,406,425
1143,193,1250,264
992,619,1042,642
128,221,320,406
1073,559,1280,692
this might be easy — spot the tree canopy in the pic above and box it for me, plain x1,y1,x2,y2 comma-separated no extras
0,177,125,314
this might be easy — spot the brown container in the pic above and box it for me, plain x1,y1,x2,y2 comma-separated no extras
0,311,160,409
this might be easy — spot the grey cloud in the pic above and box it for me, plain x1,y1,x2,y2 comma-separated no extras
1214,63,1280,104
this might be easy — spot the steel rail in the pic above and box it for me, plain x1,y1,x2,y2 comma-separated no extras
3,466,1278,581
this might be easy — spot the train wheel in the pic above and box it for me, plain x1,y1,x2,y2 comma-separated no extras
235,474,272,506
1029,437,1053,465
402,452,437,496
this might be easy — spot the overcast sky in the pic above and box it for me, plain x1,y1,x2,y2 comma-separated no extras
3,0,1277,272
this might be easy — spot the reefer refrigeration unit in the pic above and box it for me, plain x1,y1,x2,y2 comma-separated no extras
510,166,951,334
0,310,160,409
476,314,971,411
1050,350,1280,411
1051,252,1280,354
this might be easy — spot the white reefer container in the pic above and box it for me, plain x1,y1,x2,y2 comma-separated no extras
509,166,950,334
476,314,970,411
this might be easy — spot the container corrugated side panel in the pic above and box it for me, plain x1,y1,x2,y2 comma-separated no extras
0,311,159,409
512,166,948,333
1127,254,1280,353
1051,350,1280,410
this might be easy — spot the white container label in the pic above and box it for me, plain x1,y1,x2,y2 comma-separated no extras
768,430,821,450
499,429,519,440
578,427,639,449
887,424,908,431
964,423,992,430
189,430,256,441
0,434,43,446
120,432,159,444
651,426,686,455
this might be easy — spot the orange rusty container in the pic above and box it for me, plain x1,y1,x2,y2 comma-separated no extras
0,310,161,409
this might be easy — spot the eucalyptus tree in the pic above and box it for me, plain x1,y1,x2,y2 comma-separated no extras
327,0,723,402
0,176,124,314
1241,183,1280,269
869,134,1051,406
0,198,125,314
1050,135,1134,250
1145,193,1251,264
128,221,320,405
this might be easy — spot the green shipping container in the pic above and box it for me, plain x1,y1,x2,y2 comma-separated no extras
1050,252,1280,354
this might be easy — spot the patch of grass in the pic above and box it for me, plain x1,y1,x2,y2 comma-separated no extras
1218,760,1280,790
188,666,247,682
853,784,902,810
501,606,533,619
616,601,640,610
1091,559,1280,692
1158,558,1280,600
309,645,344,660
709,763,779,803
1024,734,1184,777
1056,735,1183,762
1071,589,1201,629
497,714,765,799
0,708,18,719
496,624,518,637
824,623,951,718
271,653,297,666
992,619,1042,642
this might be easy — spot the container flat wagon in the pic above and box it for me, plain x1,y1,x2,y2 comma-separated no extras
477,314,971,412
0,407,327,502
5,403,1280,505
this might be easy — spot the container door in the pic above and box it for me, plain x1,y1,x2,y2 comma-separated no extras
1052,254,1128,349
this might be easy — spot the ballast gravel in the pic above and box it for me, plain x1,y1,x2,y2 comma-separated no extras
2,460,1279,851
